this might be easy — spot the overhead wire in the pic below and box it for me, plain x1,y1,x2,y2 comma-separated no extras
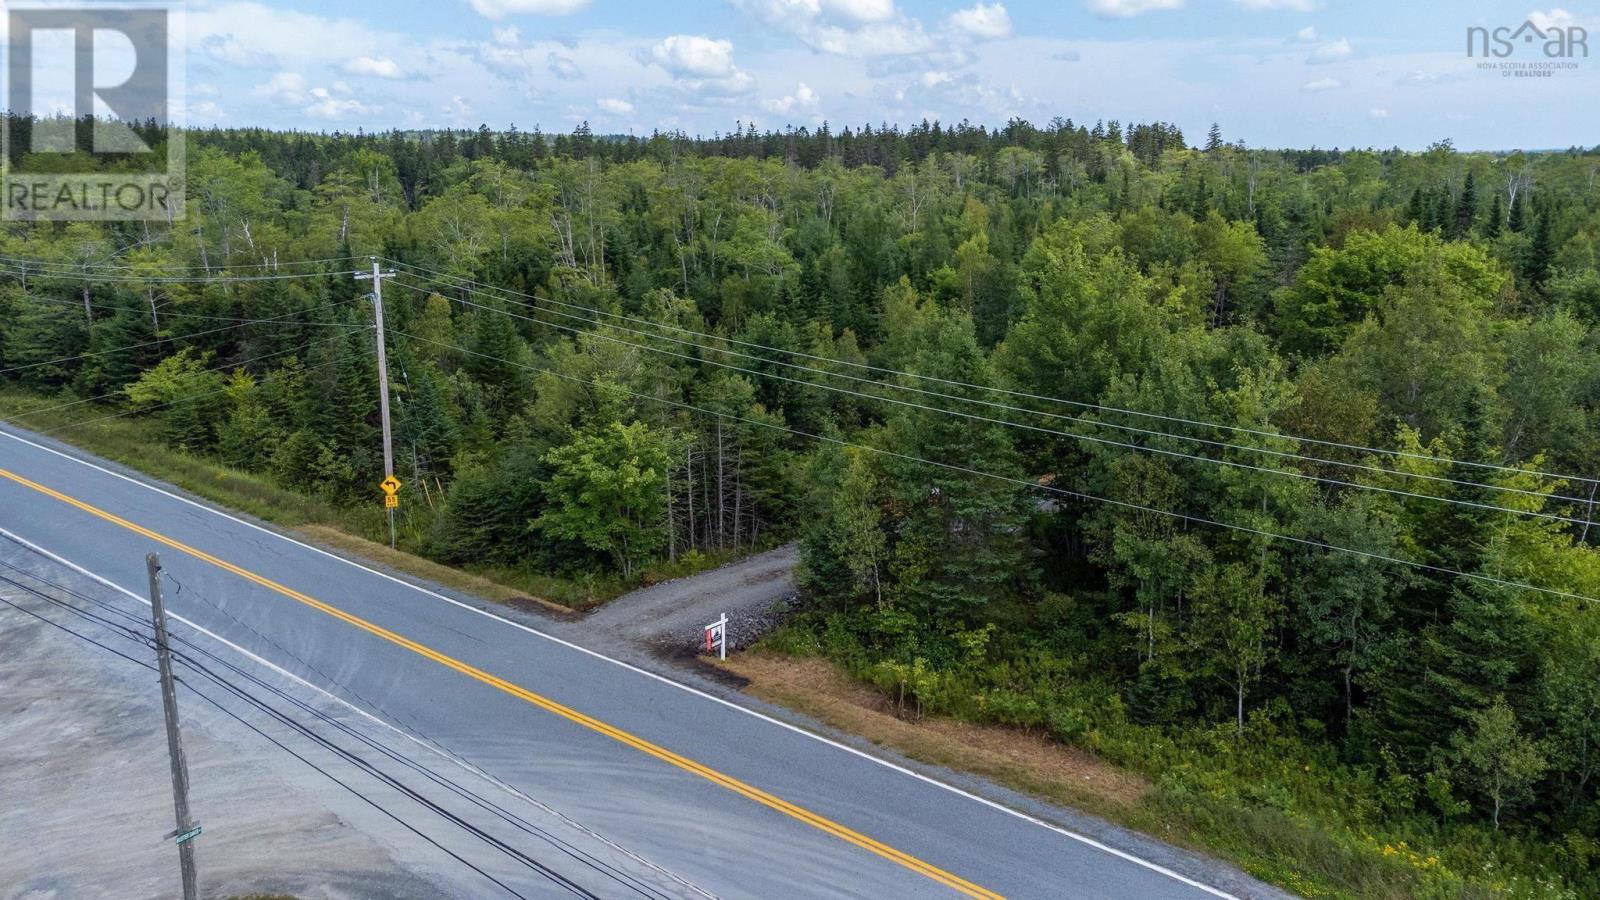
158,570,702,900
30,354,340,438
0,297,360,378
0,562,605,899
386,257,1600,488
394,328,1600,609
387,276,1597,529
0,253,362,275
8,336,342,428
0,550,709,900
13,290,367,328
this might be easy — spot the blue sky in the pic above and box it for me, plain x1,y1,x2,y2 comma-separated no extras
174,1,1600,150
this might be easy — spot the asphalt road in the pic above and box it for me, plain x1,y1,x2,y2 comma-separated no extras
0,423,1279,900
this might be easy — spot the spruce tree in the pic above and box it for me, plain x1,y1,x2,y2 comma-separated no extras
1406,187,1425,226
1453,171,1477,238
1431,190,1452,234
1524,213,1555,293
879,311,1030,624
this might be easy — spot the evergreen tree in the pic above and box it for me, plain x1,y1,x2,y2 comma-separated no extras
1405,187,1425,226
879,311,1030,623
463,301,530,428
1453,171,1477,238
1431,190,1452,234
1508,191,1526,232
1524,213,1555,293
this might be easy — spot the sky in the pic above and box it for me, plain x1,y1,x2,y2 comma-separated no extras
165,1,1600,150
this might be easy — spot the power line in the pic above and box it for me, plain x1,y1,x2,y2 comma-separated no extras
0,564,600,899
0,262,360,285
387,258,1600,488
395,329,1600,610
10,247,1590,493
14,290,367,328
0,575,536,898
8,337,340,427
157,570,697,900
0,298,359,377
26,354,340,438
0,254,361,275
388,277,1596,529
0,552,707,900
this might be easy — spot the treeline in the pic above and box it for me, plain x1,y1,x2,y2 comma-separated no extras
2,120,1600,894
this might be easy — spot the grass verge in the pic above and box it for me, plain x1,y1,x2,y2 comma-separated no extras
721,645,1522,900
0,392,613,610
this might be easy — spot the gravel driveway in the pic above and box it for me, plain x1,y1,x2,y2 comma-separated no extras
576,545,798,661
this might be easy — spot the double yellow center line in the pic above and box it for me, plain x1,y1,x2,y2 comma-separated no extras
0,466,1001,899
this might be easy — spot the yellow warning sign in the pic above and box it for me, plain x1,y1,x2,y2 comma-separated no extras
384,493,399,509
379,475,403,495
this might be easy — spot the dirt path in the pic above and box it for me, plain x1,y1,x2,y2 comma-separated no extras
579,544,798,657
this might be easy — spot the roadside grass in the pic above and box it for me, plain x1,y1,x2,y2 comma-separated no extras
0,392,640,610
722,652,1152,820
728,627,1572,900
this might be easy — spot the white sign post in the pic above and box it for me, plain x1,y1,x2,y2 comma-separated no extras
704,613,729,661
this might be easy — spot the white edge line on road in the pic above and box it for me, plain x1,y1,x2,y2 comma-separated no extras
0,425,1239,900
0,522,719,900
0,524,494,780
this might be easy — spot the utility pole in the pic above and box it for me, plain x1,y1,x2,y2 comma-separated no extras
355,259,400,548
146,552,200,900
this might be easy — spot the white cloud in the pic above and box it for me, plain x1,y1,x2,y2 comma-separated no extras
1085,0,1183,18
597,96,635,114
200,33,275,68
466,0,591,20
648,35,755,96
344,56,404,79
1296,26,1318,41
492,26,522,45
305,86,377,120
821,0,897,24
651,35,738,78
1308,37,1352,63
255,72,376,120
762,81,820,114
176,99,226,123
255,71,309,105
734,0,931,57
1528,9,1576,31
547,52,583,80
921,70,953,87
442,95,473,123
188,2,386,71
1300,76,1341,92
1369,107,1390,119
948,3,1012,40
1234,0,1319,10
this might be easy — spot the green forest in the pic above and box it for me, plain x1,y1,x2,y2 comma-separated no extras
3,117,1599,897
